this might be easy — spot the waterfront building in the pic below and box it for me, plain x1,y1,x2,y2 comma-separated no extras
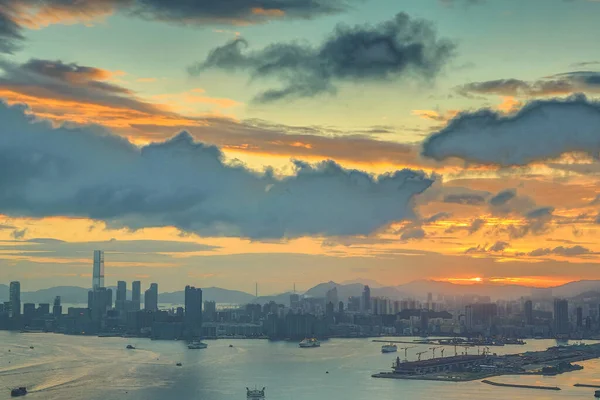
576,306,583,328
326,287,338,306
9,281,20,317
289,294,300,311
116,281,127,312
92,250,104,290
362,285,371,313
465,303,497,332
184,286,203,337
132,281,141,311
53,296,62,317
553,298,569,335
38,303,50,316
347,296,360,312
144,283,158,311
524,300,533,325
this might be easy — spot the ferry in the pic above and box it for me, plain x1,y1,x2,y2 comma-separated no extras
10,387,27,397
381,343,398,353
299,338,320,348
187,341,208,350
246,387,266,399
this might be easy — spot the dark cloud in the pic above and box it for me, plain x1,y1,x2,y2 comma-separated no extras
0,0,352,53
528,245,592,257
488,189,516,206
423,212,452,223
422,94,600,166
400,227,426,241
443,193,486,205
10,228,27,239
190,12,456,102
457,72,600,98
465,241,509,254
468,218,485,234
0,102,433,239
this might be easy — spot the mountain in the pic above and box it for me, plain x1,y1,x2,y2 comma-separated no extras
552,280,600,298
158,287,255,305
303,281,403,301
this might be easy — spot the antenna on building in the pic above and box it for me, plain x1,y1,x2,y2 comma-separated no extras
255,282,258,298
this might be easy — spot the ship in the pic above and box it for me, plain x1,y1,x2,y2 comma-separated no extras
299,338,320,348
381,343,398,353
11,387,27,397
246,387,266,400
126,345,135,349
188,341,208,350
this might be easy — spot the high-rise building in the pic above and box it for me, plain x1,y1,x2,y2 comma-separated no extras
23,303,35,323
116,281,127,311
88,287,112,322
361,285,371,313
9,281,20,317
576,307,583,328
289,294,300,311
553,298,569,335
184,286,203,337
326,287,338,306
524,300,533,325
92,250,105,290
144,283,158,311
38,303,50,316
347,296,361,312
53,296,62,317
203,301,216,322
132,281,141,311
465,303,497,330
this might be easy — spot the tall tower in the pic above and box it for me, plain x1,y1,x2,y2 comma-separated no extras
362,285,371,313
92,250,105,290
185,285,203,338
9,281,20,317
553,298,569,335
116,281,127,311
132,281,141,311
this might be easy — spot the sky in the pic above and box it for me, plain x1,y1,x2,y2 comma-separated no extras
2,0,600,294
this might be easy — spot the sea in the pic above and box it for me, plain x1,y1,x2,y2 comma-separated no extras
1,331,600,400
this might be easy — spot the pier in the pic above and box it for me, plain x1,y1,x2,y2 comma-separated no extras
482,380,560,391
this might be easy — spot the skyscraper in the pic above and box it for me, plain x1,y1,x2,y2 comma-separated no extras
576,306,583,328
553,298,569,335
132,281,141,311
53,296,62,317
116,281,127,311
326,287,339,306
144,283,158,311
185,286,203,338
361,285,371,313
92,250,105,290
524,300,533,325
9,281,20,317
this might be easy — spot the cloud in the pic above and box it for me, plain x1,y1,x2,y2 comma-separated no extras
10,228,27,239
0,0,353,54
468,218,485,234
465,241,509,254
443,193,486,205
457,72,600,98
400,227,426,241
0,102,433,239
528,245,592,257
488,189,516,206
422,94,600,166
190,12,456,102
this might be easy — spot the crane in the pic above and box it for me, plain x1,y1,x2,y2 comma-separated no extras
416,351,428,361
399,346,416,362
429,346,442,359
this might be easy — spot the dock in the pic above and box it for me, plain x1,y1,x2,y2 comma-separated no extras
574,383,600,388
481,380,560,391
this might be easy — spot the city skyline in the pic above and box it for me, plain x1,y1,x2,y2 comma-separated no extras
2,0,600,294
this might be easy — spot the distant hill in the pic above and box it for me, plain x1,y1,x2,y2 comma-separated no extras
159,287,255,305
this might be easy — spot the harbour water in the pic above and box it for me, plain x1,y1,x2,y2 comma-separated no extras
1,331,600,400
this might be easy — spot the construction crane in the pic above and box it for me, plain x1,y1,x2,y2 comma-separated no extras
429,346,442,359
416,351,428,361
399,346,416,362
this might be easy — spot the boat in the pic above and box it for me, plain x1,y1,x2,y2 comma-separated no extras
595,389,600,398
299,338,320,348
11,387,27,397
187,341,208,350
126,345,135,349
176,362,182,366
246,387,266,400
381,343,398,353
229,344,234,348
